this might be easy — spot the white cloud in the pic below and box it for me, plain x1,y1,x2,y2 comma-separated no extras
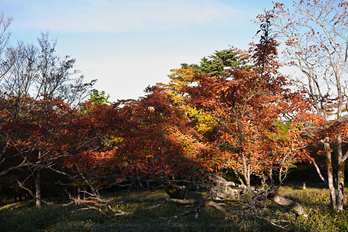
10,0,254,32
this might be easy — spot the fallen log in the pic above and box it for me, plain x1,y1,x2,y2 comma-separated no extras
269,194,308,218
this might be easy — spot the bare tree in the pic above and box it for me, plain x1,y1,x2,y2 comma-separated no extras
271,0,348,212
34,33,95,106
0,11,13,80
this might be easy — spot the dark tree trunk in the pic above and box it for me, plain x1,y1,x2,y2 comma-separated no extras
35,150,42,208
35,168,41,208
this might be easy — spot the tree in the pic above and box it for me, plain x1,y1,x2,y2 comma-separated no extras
0,34,95,207
271,0,348,212
180,13,312,189
180,49,246,78
0,43,41,183
1,97,78,207
35,33,95,106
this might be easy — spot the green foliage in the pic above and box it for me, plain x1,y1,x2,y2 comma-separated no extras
88,90,111,106
273,121,291,134
181,49,242,78
272,120,294,141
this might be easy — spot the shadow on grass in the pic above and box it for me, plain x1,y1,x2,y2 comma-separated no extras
2,186,348,232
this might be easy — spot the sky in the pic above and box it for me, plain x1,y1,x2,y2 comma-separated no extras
1,0,278,101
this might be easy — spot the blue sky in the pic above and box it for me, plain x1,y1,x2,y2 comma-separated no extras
2,0,277,101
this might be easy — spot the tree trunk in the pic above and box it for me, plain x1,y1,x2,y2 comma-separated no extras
337,133,345,212
324,141,337,211
35,150,42,208
77,186,81,204
337,162,344,212
35,168,41,208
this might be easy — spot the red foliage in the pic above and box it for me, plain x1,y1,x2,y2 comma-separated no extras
176,18,316,183
66,86,223,181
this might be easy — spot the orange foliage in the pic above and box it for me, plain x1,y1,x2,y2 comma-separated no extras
66,86,223,181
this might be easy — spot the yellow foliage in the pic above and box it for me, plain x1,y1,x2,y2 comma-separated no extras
113,136,124,144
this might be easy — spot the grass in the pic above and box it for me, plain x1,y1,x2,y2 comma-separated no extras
1,184,348,231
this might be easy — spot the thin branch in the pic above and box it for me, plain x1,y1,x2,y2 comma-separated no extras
306,153,327,183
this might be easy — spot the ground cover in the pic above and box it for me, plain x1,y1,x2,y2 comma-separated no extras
1,184,347,231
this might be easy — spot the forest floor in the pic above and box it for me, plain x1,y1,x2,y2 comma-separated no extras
1,183,348,231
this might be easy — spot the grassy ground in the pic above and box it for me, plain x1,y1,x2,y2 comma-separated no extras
1,184,348,231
